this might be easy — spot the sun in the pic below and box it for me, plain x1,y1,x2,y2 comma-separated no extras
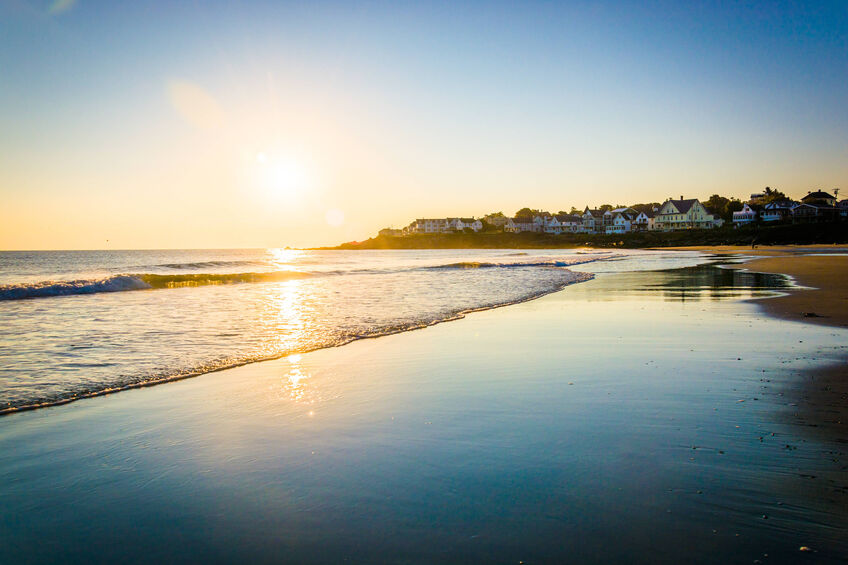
254,152,310,199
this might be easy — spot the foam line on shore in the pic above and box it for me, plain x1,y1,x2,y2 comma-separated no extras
0,270,594,416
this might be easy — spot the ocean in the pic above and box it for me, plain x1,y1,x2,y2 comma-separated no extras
1,248,712,413
4,248,848,563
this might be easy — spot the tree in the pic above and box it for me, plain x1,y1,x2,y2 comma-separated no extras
515,207,539,217
760,186,787,204
515,208,550,217
479,219,499,232
631,202,661,214
702,194,743,222
703,194,730,216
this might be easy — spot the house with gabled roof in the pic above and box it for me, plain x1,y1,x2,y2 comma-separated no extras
555,214,582,233
655,197,720,231
581,207,605,233
505,216,540,233
801,190,837,207
838,200,848,219
760,200,797,223
732,203,758,226
791,202,839,223
631,210,656,232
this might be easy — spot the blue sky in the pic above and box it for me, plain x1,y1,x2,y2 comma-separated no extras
1,1,846,248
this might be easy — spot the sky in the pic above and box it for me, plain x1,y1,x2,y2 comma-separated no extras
1,0,846,249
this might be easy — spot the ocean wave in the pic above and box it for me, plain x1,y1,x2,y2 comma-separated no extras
428,256,613,270
0,271,314,301
0,269,594,415
151,260,267,270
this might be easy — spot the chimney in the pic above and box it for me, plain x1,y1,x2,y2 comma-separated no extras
680,195,683,200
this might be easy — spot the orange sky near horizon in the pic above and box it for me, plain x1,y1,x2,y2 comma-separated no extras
1,2,846,250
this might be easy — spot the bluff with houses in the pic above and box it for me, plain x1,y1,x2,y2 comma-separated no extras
378,189,847,239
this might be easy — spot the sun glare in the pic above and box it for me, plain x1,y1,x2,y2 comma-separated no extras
252,152,311,200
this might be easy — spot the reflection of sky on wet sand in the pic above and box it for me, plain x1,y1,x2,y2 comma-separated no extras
280,354,317,411
572,263,793,303
2,263,847,563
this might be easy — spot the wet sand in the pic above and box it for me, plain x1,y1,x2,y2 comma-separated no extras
670,246,848,452
1,263,847,564
664,245,848,328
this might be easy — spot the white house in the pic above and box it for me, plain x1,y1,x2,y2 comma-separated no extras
655,198,720,230
505,216,539,233
631,211,656,232
407,218,451,233
539,215,562,234
760,200,796,223
732,203,758,226
459,218,483,232
581,208,605,233
556,214,582,233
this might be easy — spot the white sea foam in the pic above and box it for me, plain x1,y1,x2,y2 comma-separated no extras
0,248,707,413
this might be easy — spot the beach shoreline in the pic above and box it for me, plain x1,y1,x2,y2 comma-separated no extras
2,254,847,563
666,245,848,445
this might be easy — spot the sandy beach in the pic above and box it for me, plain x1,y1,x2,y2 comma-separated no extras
668,246,848,452
663,246,848,327
2,258,847,564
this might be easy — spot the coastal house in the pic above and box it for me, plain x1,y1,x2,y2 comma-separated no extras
791,202,839,223
605,209,639,234
483,214,509,229
655,198,719,231
505,216,539,233
839,200,848,219
539,215,562,234
748,192,767,205
556,214,582,233
732,203,758,226
407,218,451,234
463,218,483,231
801,190,837,207
446,218,483,232
760,200,796,223
581,208,605,234
631,210,656,232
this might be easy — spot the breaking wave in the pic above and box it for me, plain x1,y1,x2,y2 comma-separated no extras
1,268,594,415
429,257,612,270
1,255,616,301
151,260,267,270
0,271,314,301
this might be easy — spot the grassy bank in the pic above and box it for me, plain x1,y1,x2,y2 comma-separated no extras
325,221,848,250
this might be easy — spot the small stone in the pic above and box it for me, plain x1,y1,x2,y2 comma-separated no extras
799,546,812,552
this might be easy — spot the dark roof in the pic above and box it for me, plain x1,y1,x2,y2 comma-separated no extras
555,214,580,222
665,199,698,214
764,200,797,209
459,218,476,223
793,202,837,210
512,216,535,223
802,190,835,201
583,208,604,217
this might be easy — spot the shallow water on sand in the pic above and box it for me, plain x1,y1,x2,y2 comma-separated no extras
1,263,846,564
0,248,708,412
